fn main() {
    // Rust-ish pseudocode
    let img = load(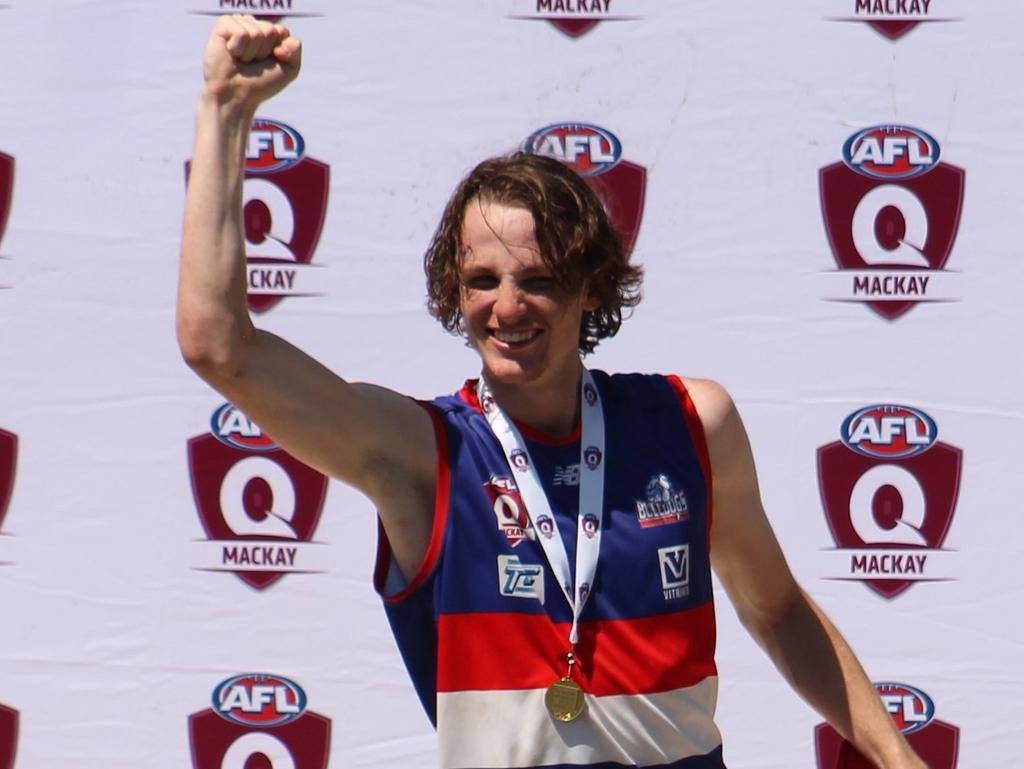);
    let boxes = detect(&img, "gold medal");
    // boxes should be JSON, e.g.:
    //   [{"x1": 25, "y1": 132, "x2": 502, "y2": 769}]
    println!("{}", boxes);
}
[{"x1": 545, "y1": 677, "x2": 586, "y2": 722}]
